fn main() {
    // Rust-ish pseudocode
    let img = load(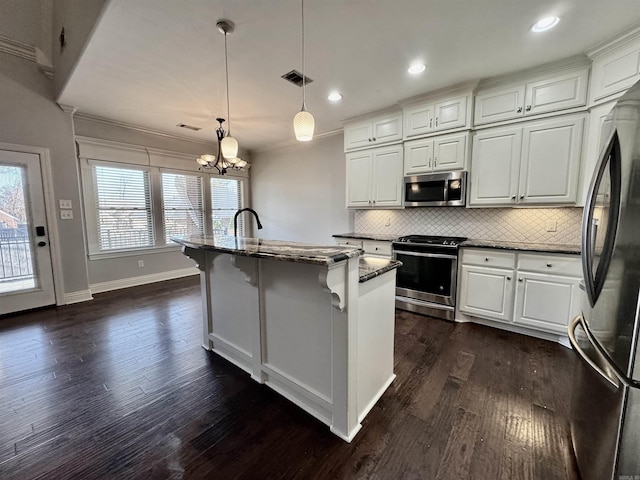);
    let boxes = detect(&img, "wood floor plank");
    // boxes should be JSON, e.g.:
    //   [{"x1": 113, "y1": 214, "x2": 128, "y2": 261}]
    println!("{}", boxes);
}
[{"x1": 0, "y1": 277, "x2": 580, "y2": 479}]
